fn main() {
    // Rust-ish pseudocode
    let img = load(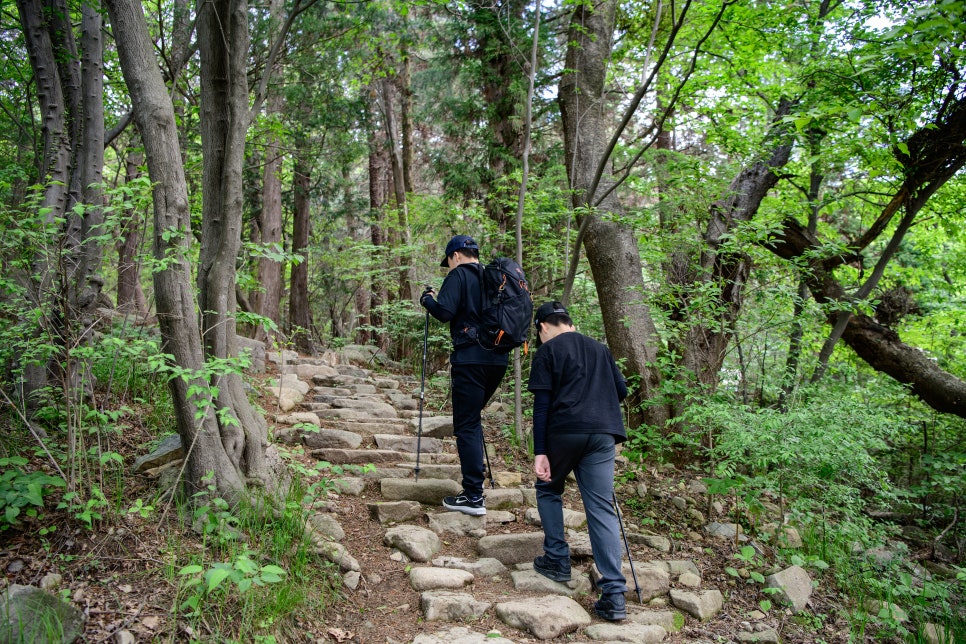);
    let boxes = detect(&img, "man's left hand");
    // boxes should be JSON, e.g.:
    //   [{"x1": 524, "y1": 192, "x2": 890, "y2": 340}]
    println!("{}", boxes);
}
[{"x1": 534, "y1": 455, "x2": 551, "y2": 482}]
